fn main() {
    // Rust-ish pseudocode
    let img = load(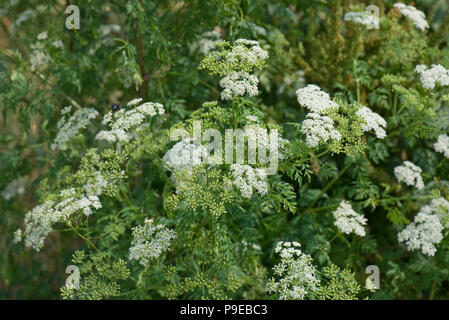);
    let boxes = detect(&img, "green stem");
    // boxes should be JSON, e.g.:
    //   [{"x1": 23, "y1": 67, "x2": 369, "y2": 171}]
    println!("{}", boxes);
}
[
  {"x1": 70, "y1": 225, "x2": 101, "y2": 253},
  {"x1": 306, "y1": 161, "x2": 353, "y2": 211}
]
